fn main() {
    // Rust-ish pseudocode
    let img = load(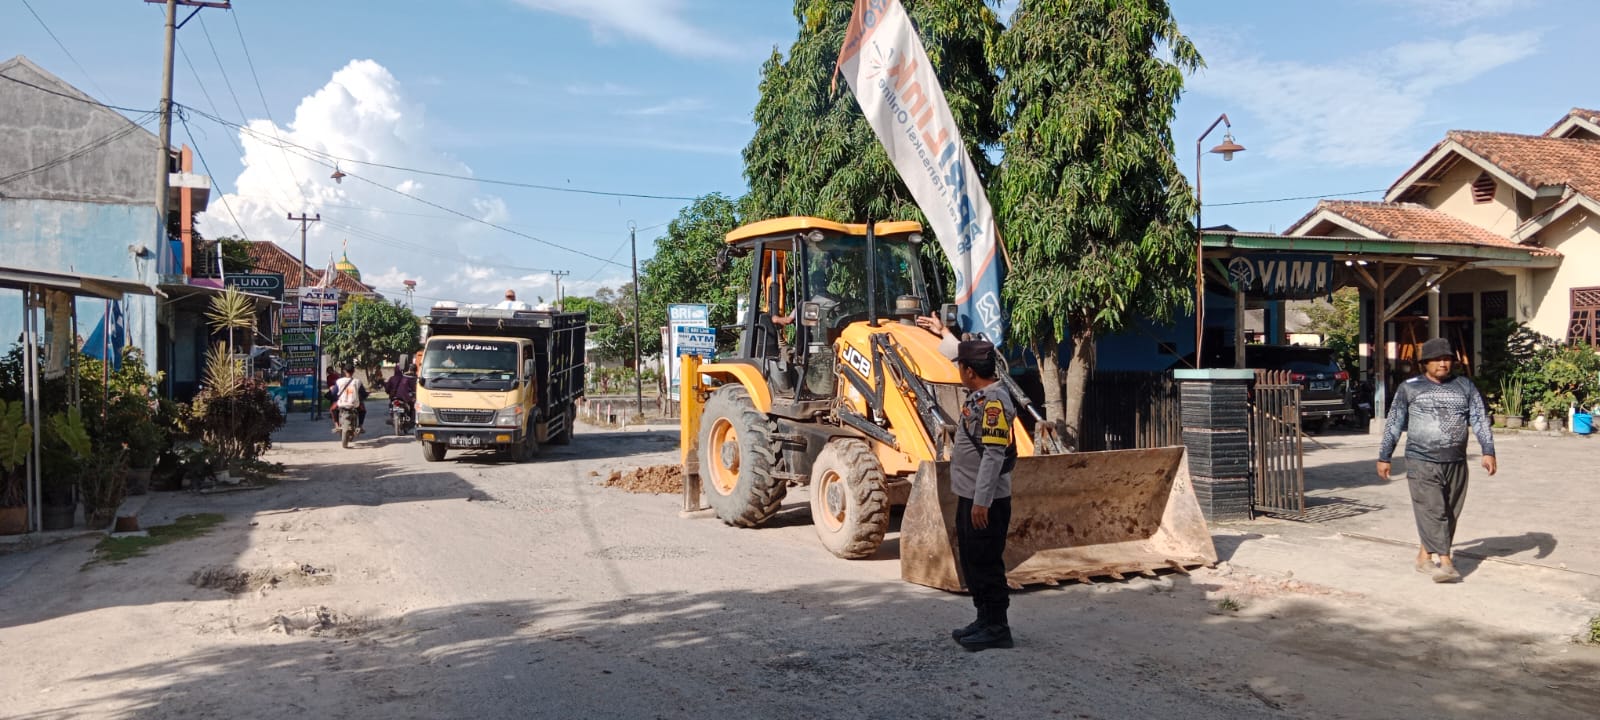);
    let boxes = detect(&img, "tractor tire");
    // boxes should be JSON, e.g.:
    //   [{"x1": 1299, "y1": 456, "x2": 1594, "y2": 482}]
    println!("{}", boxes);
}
[
  {"x1": 550, "y1": 402, "x2": 575, "y2": 446},
  {"x1": 698, "y1": 385, "x2": 785, "y2": 527},
  {"x1": 808, "y1": 439, "x2": 890, "y2": 559},
  {"x1": 422, "y1": 442, "x2": 447, "y2": 463}
]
